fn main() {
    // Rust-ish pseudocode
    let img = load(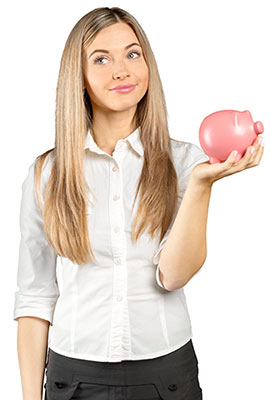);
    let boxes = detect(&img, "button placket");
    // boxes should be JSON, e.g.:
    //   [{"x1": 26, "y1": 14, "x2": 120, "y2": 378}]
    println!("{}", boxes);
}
[
  {"x1": 110, "y1": 155, "x2": 125, "y2": 292},
  {"x1": 108, "y1": 149, "x2": 130, "y2": 358}
]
